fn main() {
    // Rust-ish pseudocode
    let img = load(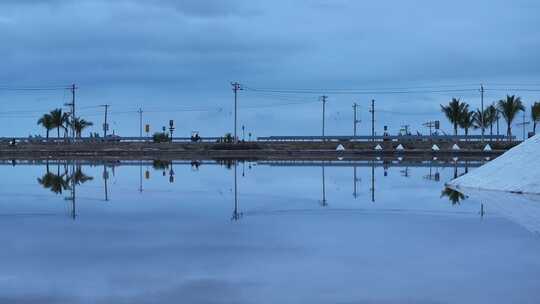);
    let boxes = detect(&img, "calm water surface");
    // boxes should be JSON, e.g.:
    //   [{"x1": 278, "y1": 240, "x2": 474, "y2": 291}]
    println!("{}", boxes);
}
[{"x1": 1, "y1": 160, "x2": 539, "y2": 303}]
